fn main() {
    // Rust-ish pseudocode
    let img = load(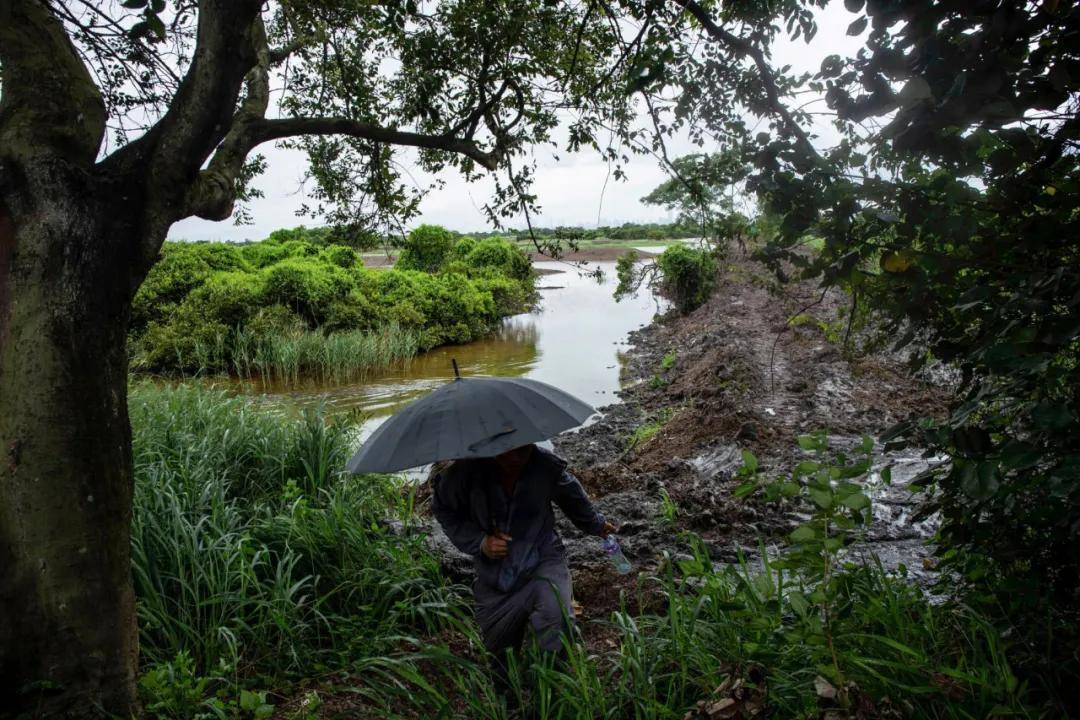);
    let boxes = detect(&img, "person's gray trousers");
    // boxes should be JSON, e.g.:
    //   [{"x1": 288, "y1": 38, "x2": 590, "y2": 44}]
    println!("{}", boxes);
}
[{"x1": 473, "y1": 555, "x2": 575, "y2": 654}]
